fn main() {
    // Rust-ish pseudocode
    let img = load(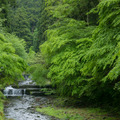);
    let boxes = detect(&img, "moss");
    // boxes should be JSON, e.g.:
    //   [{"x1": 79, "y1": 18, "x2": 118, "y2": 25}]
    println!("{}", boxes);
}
[
  {"x1": 36, "y1": 96, "x2": 120, "y2": 120},
  {"x1": 36, "y1": 106, "x2": 120, "y2": 120},
  {"x1": 0, "y1": 100, "x2": 4, "y2": 120},
  {"x1": 36, "y1": 107, "x2": 83, "y2": 120}
]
